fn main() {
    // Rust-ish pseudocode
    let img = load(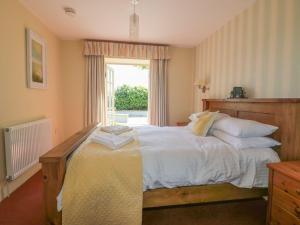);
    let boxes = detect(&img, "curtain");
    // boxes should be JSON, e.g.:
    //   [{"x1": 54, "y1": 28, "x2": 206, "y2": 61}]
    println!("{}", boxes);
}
[
  {"x1": 84, "y1": 41, "x2": 170, "y2": 60},
  {"x1": 83, "y1": 40, "x2": 170, "y2": 127},
  {"x1": 85, "y1": 55, "x2": 107, "y2": 126},
  {"x1": 149, "y1": 59, "x2": 168, "y2": 126}
]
